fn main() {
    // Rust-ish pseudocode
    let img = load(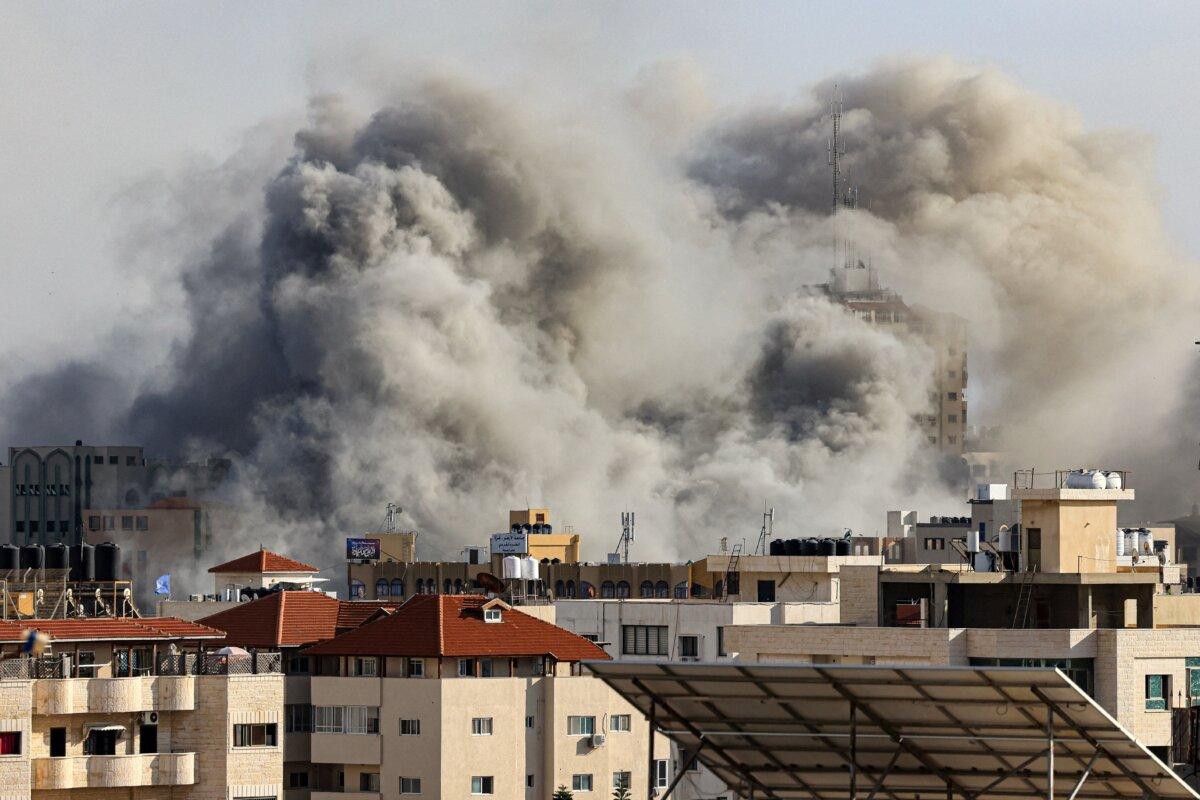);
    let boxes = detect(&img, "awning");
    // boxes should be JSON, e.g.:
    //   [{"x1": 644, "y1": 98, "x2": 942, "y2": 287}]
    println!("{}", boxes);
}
[
  {"x1": 82, "y1": 725, "x2": 124, "y2": 733},
  {"x1": 584, "y1": 661, "x2": 1198, "y2": 800}
]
